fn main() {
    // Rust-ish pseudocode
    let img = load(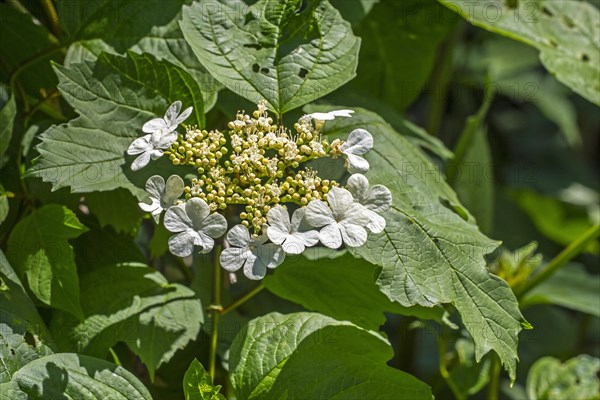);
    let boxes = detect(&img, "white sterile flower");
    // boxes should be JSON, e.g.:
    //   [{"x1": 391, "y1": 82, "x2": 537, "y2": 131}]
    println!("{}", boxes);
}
[
  {"x1": 138, "y1": 175, "x2": 185, "y2": 221},
  {"x1": 266, "y1": 206, "x2": 319, "y2": 254},
  {"x1": 164, "y1": 198, "x2": 227, "y2": 257},
  {"x1": 305, "y1": 186, "x2": 371, "y2": 249},
  {"x1": 340, "y1": 129, "x2": 373, "y2": 174},
  {"x1": 220, "y1": 225, "x2": 285, "y2": 280},
  {"x1": 127, "y1": 101, "x2": 193, "y2": 171},
  {"x1": 307, "y1": 109, "x2": 354, "y2": 122},
  {"x1": 142, "y1": 100, "x2": 193, "y2": 135},
  {"x1": 346, "y1": 174, "x2": 392, "y2": 234},
  {"x1": 127, "y1": 130, "x2": 176, "y2": 171}
]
